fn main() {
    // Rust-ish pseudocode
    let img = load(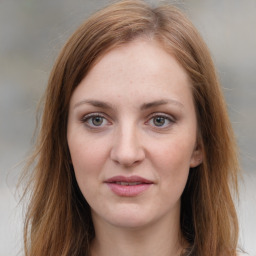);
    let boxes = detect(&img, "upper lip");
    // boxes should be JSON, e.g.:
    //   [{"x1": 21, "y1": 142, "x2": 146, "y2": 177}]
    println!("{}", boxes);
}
[{"x1": 105, "y1": 175, "x2": 153, "y2": 184}]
